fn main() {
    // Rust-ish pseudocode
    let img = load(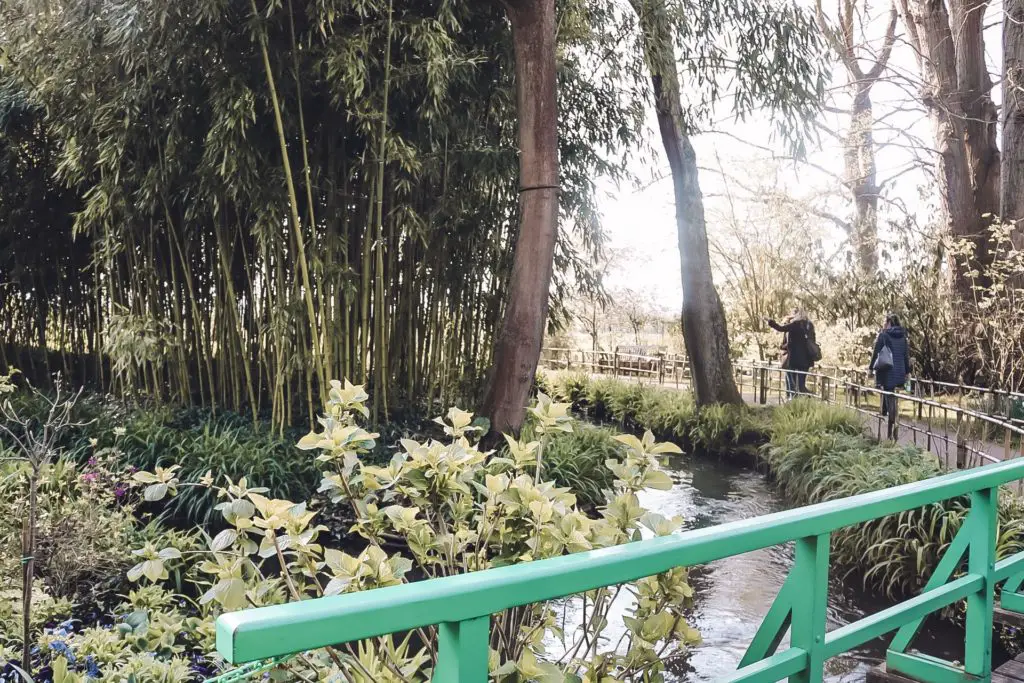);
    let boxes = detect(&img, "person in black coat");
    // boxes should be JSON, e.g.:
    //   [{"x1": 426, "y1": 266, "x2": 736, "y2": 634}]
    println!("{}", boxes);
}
[
  {"x1": 869, "y1": 313, "x2": 911, "y2": 422},
  {"x1": 766, "y1": 309, "x2": 815, "y2": 398}
]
